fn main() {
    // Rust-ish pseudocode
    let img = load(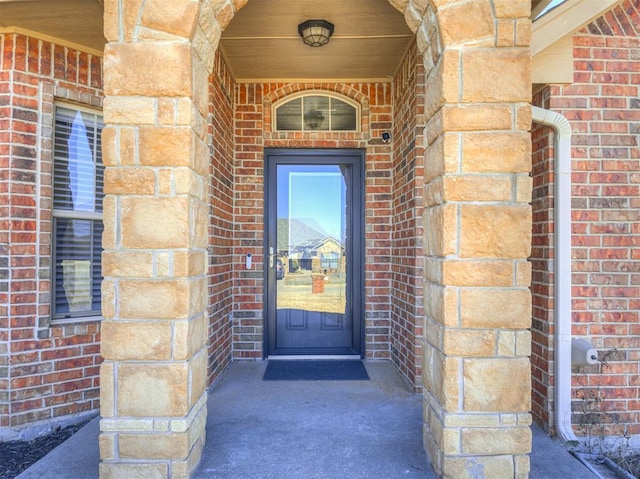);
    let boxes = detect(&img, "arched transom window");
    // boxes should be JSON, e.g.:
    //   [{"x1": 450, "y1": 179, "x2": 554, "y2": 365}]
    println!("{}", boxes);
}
[{"x1": 274, "y1": 92, "x2": 359, "y2": 132}]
